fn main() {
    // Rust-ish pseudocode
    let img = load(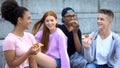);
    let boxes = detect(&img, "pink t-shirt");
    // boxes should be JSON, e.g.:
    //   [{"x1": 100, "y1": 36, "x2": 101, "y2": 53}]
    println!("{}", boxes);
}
[{"x1": 3, "y1": 32, "x2": 37, "y2": 68}]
